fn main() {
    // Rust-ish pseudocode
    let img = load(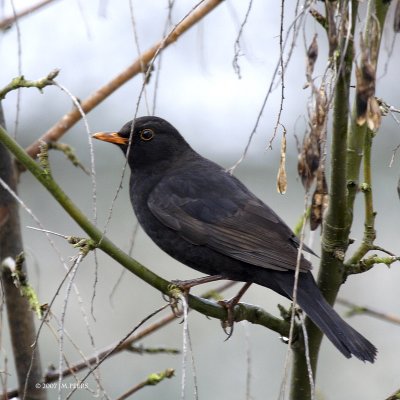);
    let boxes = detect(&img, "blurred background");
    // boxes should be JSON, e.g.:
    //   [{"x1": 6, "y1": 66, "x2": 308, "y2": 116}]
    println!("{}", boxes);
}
[{"x1": 1, "y1": 1, "x2": 400, "y2": 399}]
